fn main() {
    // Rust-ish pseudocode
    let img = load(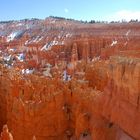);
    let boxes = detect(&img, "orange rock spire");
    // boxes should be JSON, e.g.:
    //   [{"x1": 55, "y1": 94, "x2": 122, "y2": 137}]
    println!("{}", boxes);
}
[{"x1": 0, "y1": 125, "x2": 13, "y2": 140}]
